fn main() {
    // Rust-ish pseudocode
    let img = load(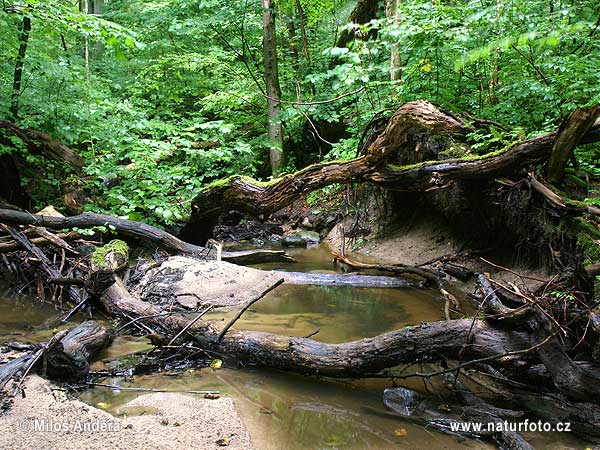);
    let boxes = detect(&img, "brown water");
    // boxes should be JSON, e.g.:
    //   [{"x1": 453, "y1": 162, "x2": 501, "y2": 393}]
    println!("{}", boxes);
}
[{"x1": 0, "y1": 248, "x2": 589, "y2": 449}]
